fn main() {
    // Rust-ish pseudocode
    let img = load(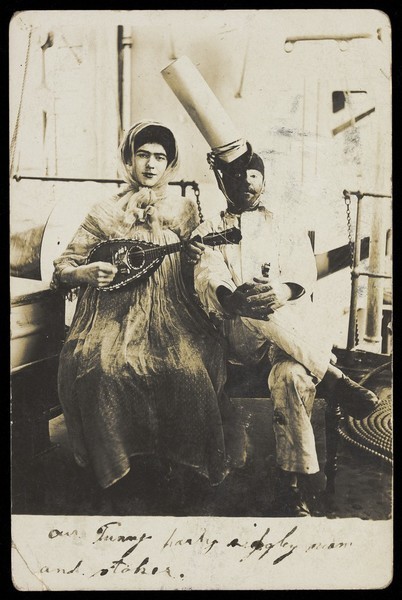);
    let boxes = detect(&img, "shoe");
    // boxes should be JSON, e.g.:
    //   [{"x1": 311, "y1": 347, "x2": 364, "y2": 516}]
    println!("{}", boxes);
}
[
  {"x1": 272, "y1": 486, "x2": 311, "y2": 518},
  {"x1": 285, "y1": 487, "x2": 311, "y2": 517},
  {"x1": 334, "y1": 374, "x2": 380, "y2": 420}
]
